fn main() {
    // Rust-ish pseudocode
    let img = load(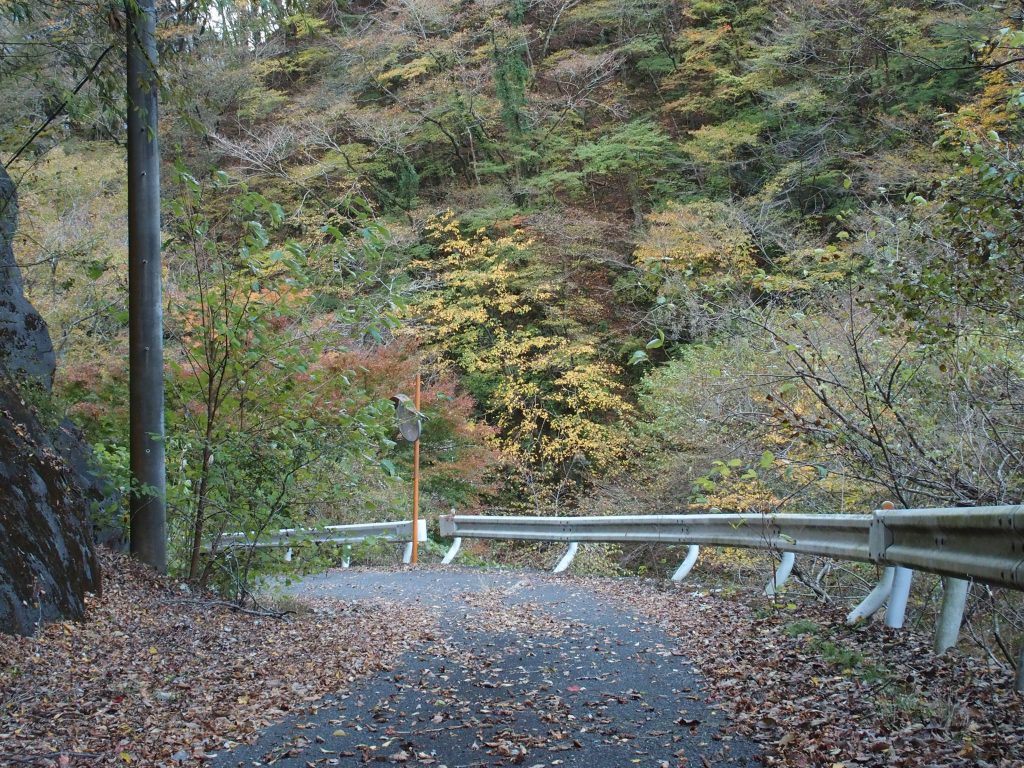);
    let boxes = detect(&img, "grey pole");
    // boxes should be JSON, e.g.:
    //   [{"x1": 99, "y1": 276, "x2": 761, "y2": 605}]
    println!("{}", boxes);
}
[{"x1": 127, "y1": 0, "x2": 167, "y2": 572}]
